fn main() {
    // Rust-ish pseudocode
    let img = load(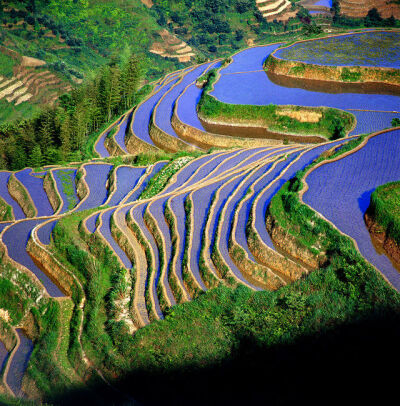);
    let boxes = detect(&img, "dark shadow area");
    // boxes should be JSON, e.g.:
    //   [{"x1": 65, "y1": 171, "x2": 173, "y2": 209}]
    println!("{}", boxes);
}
[
  {"x1": 47, "y1": 309, "x2": 400, "y2": 406},
  {"x1": 358, "y1": 188, "x2": 375, "y2": 213}
]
